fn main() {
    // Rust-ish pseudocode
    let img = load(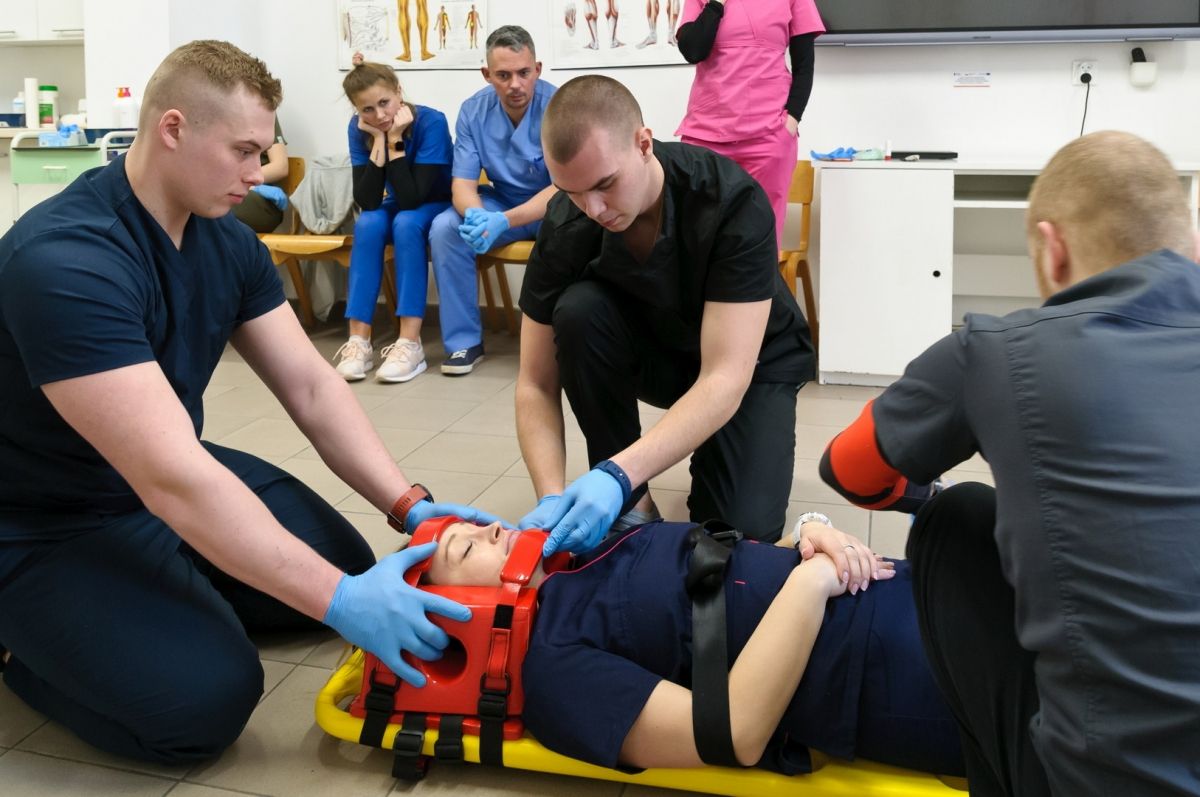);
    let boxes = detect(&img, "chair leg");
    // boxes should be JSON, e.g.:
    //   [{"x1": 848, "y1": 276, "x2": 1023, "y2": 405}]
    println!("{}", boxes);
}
[
  {"x1": 779, "y1": 254, "x2": 799, "y2": 300},
  {"x1": 796, "y1": 257, "x2": 819, "y2": 353},
  {"x1": 477, "y1": 260, "x2": 501, "y2": 333},
  {"x1": 493, "y1": 261, "x2": 518, "y2": 335},
  {"x1": 285, "y1": 256, "x2": 316, "y2": 327},
  {"x1": 380, "y1": 265, "x2": 400, "y2": 334}
]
